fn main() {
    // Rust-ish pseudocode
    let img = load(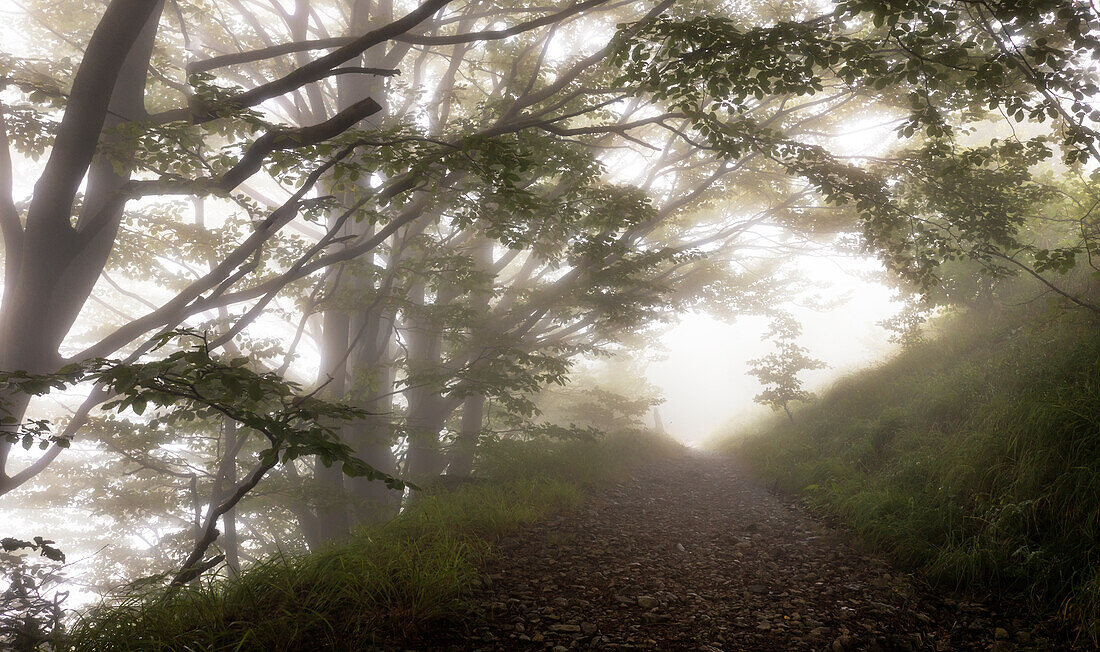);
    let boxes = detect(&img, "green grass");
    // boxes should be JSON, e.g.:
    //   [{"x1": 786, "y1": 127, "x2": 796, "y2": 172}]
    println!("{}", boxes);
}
[
  {"x1": 65, "y1": 430, "x2": 680, "y2": 651},
  {"x1": 725, "y1": 303, "x2": 1100, "y2": 640},
  {"x1": 475, "y1": 429, "x2": 683, "y2": 485}
]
